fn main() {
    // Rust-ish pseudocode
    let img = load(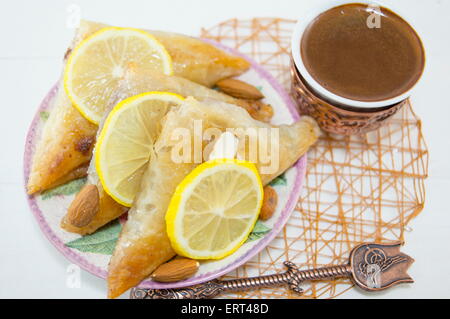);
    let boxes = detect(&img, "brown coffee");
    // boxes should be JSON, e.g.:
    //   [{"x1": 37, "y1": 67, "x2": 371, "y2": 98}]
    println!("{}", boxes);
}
[{"x1": 300, "y1": 3, "x2": 425, "y2": 102}]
